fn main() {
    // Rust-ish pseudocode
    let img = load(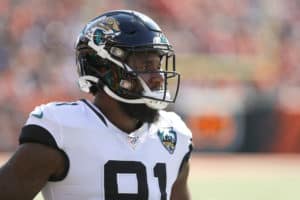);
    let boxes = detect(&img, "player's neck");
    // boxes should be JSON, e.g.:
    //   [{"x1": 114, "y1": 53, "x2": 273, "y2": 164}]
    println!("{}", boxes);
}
[{"x1": 93, "y1": 94, "x2": 140, "y2": 133}]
